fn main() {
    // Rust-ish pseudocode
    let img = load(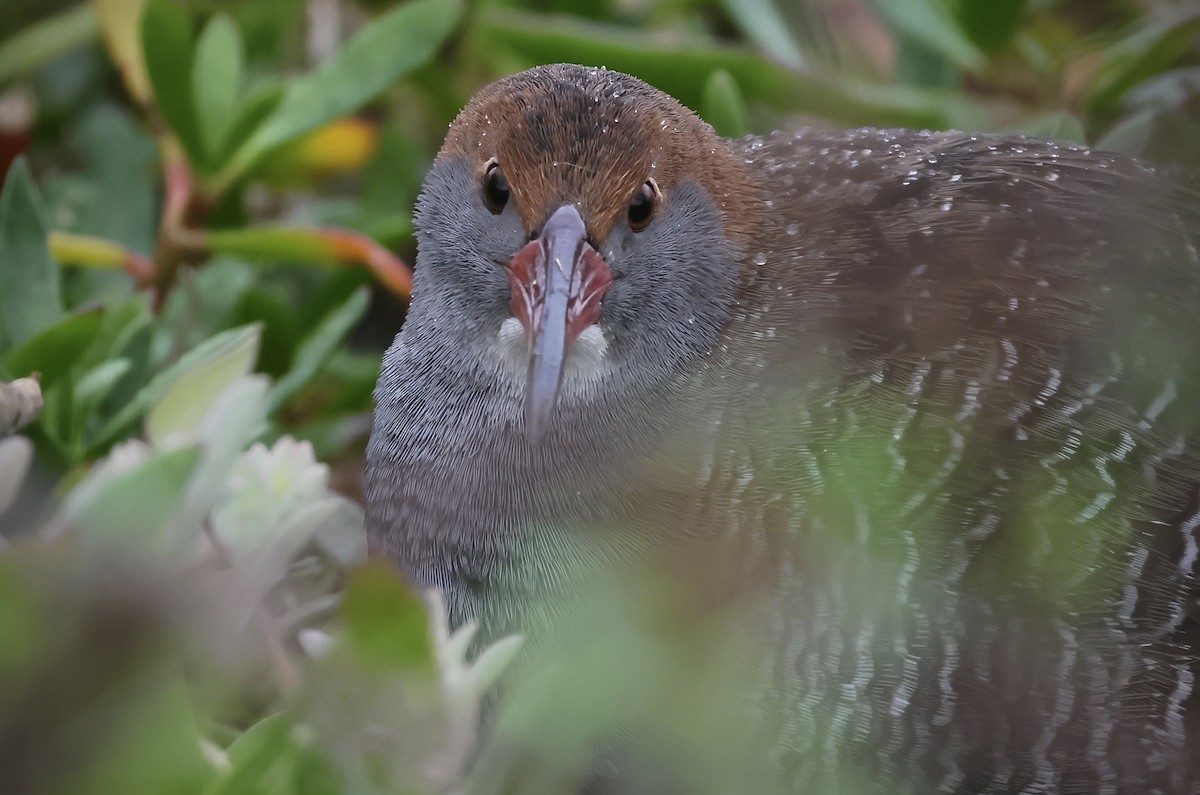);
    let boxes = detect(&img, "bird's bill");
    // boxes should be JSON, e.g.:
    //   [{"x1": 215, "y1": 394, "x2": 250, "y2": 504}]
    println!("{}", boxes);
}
[{"x1": 504, "y1": 204, "x2": 612, "y2": 441}]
